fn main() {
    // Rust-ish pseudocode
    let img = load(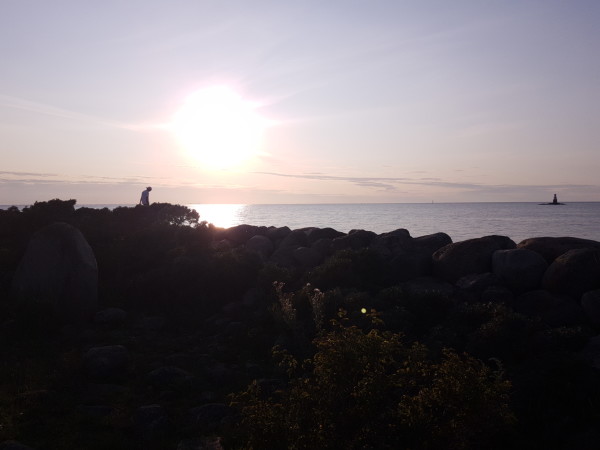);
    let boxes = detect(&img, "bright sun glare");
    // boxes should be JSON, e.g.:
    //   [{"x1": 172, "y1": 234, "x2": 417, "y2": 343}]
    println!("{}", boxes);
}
[{"x1": 171, "y1": 86, "x2": 268, "y2": 169}]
